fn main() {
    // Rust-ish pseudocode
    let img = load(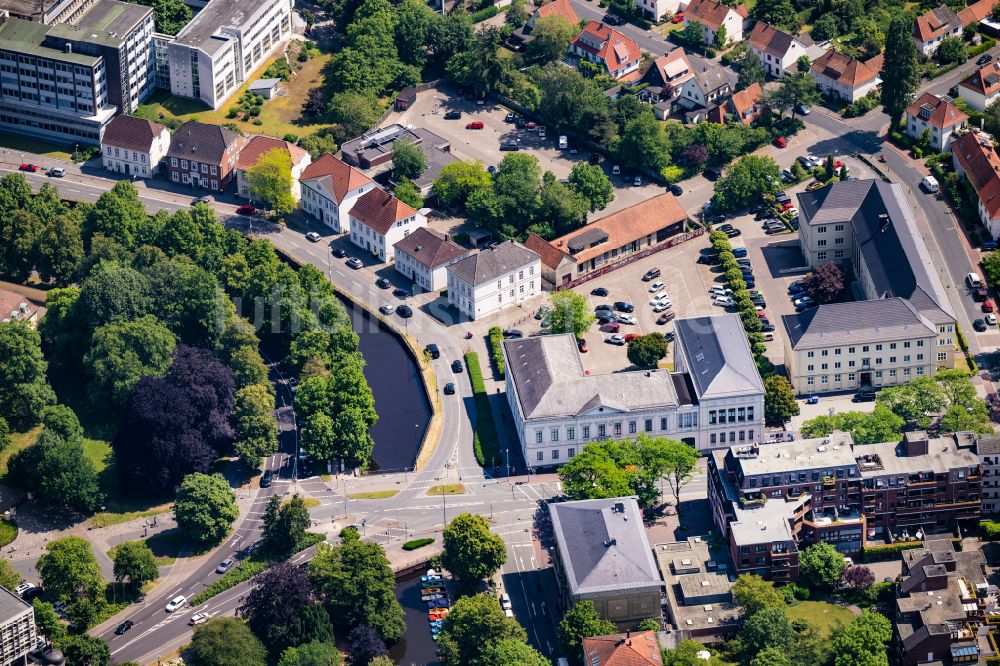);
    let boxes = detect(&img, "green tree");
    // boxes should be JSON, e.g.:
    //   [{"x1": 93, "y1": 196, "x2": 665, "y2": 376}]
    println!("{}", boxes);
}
[
  {"x1": 392, "y1": 138, "x2": 427, "y2": 180},
  {"x1": 662, "y1": 640, "x2": 726, "y2": 666},
  {"x1": 58, "y1": 634, "x2": 111, "y2": 666},
  {"x1": 432, "y1": 160, "x2": 492, "y2": 208},
  {"x1": 742, "y1": 607, "x2": 794, "y2": 657},
  {"x1": 800, "y1": 404, "x2": 905, "y2": 444},
  {"x1": 614, "y1": 111, "x2": 671, "y2": 174},
  {"x1": 112, "y1": 540, "x2": 159, "y2": 588},
  {"x1": 751, "y1": 646, "x2": 791, "y2": 666},
  {"x1": 328, "y1": 91, "x2": 383, "y2": 144},
  {"x1": 442, "y1": 513, "x2": 507, "y2": 590},
  {"x1": 682, "y1": 20, "x2": 704, "y2": 49},
  {"x1": 130, "y1": 0, "x2": 192, "y2": 35},
  {"x1": 491, "y1": 152, "x2": 542, "y2": 235},
  {"x1": 84, "y1": 315, "x2": 177, "y2": 408},
  {"x1": 627, "y1": 333, "x2": 669, "y2": 368},
  {"x1": 0, "y1": 321, "x2": 56, "y2": 428},
  {"x1": 941, "y1": 400, "x2": 993, "y2": 433},
  {"x1": 881, "y1": 13, "x2": 920, "y2": 130},
  {"x1": 936, "y1": 36, "x2": 966, "y2": 64},
  {"x1": 84, "y1": 180, "x2": 148, "y2": 249},
  {"x1": 262, "y1": 493, "x2": 311, "y2": 559},
  {"x1": 0, "y1": 558, "x2": 16, "y2": 592},
  {"x1": 539, "y1": 175, "x2": 587, "y2": 236},
  {"x1": 37, "y1": 536, "x2": 103, "y2": 601},
  {"x1": 732, "y1": 574, "x2": 784, "y2": 615},
  {"x1": 714, "y1": 23, "x2": 728, "y2": 48},
  {"x1": 651, "y1": 438, "x2": 700, "y2": 521},
  {"x1": 548, "y1": 290, "x2": 595, "y2": 337},
  {"x1": 189, "y1": 617, "x2": 268, "y2": 666},
  {"x1": 332, "y1": 405, "x2": 376, "y2": 470},
  {"x1": 446, "y1": 26, "x2": 511, "y2": 97},
  {"x1": 437, "y1": 593, "x2": 527, "y2": 666},
  {"x1": 0, "y1": 417, "x2": 8, "y2": 451},
  {"x1": 277, "y1": 641, "x2": 344, "y2": 666},
  {"x1": 35, "y1": 213, "x2": 84, "y2": 285},
  {"x1": 830, "y1": 610, "x2": 892, "y2": 666},
  {"x1": 767, "y1": 72, "x2": 820, "y2": 119},
  {"x1": 393, "y1": 177, "x2": 423, "y2": 208},
  {"x1": 505, "y1": 0, "x2": 527, "y2": 27},
  {"x1": 713, "y1": 155, "x2": 781, "y2": 211},
  {"x1": 810, "y1": 14, "x2": 842, "y2": 41},
  {"x1": 247, "y1": 148, "x2": 296, "y2": 216},
  {"x1": 750, "y1": 0, "x2": 798, "y2": 30},
  {"x1": 9, "y1": 429, "x2": 103, "y2": 512},
  {"x1": 308, "y1": 539, "x2": 406, "y2": 642},
  {"x1": 764, "y1": 375, "x2": 800, "y2": 424},
  {"x1": 0, "y1": 209, "x2": 41, "y2": 282},
  {"x1": 38, "y1": 287, "x2": 87, "y2": 369},
  {"x1": 234, "y1": 383, "x2": 279, "y2": 468},
  {"x1": 737, "y1": 54, "x2": 766, "y2": 92},
  {"x1": 79, "y1": 261, "x2": 150, "y2": 328},
  {"x1": 876, "y1": 375, "x2": 946, "y2": 423},
  {"x1": 173, "y1": 473, "x2": 239, "y2": 547},
  {"x1": 799, "y1": 542, "x2": 847, "y2": 589},
  {"x1": 568, "y1": 162, "x2": 614, "y2": 212},
  {"x1": 480, "y1": 637, "x2": 549, "y2": 666},
  {"x1": 528, "y1": 14, "x2": 577, "y2": 63},
  {"x1": 558, "y1": 601, "x2": 616, "y2": 665},
  {"x1": 33, "y1": 600, "x2": 66, "y2": 642}
]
